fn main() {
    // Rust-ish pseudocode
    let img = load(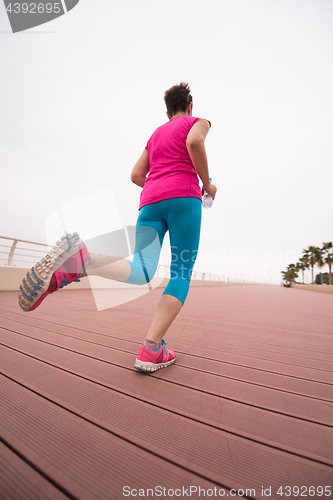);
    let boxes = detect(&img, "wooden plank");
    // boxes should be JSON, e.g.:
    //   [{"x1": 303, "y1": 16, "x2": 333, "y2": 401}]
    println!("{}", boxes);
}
[
  {"x1": 1, "y1": 314, "x2": 332, "y2": 402},
  {"x1": 0, "y1": 442, "x2": 70, "y2": 500},
  {"x1": 1, "y1": 346, "x2": 333, "y2": 467},
  {"x1": 1, "y1": 285, "x2": 333, "y2": 500},
  {"x1": 1, "y1": 327, "x2": 333, "y2": 426},
  {"x1": 0, "y1": 376, "x2": 228, "y2": 500},
  {"x1": 1, "y1": 307, "x2": 333, "y2": 368},
  {"x1": 1, "y1": 342, "x2": 333, "y2": 467},
  {"x1": 2, "y1": 364, "x2": 333, "y2": 500}
]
